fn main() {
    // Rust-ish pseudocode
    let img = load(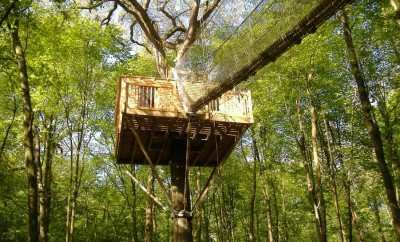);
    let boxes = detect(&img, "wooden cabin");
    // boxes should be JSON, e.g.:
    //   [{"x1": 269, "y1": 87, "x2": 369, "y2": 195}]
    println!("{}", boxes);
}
[{"x1": 115, "y1": 76, "x2": 253, "y2": 167}]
